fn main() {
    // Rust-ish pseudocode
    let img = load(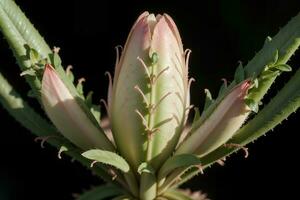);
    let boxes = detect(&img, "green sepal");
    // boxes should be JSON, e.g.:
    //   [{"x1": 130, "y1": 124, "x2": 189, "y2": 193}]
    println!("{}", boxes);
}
[
  {"x1": 269, "y1": 49, "x2": 279, "y2": 66},
  {"x1": 65, "y1": 66, "x2": 75, "y2": 83},
  {"x1": 203, "y1": 89, "x2": 213, "y2": 111},
  {"x1": 158, "y1": 154, "x2": 202, "y2": 181},
  {"x1": 20, "y1": 68, "x2": 36, "y2": 76},
  {"x1": 244, "y1": 98, "x2": 258, "y2": 113},
  {"x1": 273, "y1": 64, "x2": 292, "y2": 72},
  {"x1": 217, "y1": 82, "x2": 227, "y2": 97},
  {"x1": 137, "y1": 162, "x2": 155, "y2": 175},
  {"x1": 234, "y1": 62, "x2": 245, "y2": 84},
  {"x1": 76, "y1": 79, "x2": 85, "y2": 98},
  {"x1": 49, "y1": 51, "x2": 62, "y2": 69}
]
